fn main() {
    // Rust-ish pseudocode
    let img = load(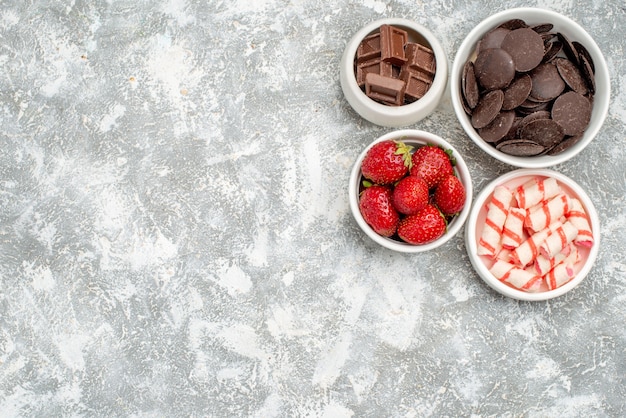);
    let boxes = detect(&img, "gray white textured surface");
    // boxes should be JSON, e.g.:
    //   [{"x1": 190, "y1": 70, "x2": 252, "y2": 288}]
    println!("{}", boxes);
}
[{"x1": 1, "y1": 0, "x2": 625, "y2": 416}]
